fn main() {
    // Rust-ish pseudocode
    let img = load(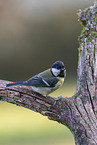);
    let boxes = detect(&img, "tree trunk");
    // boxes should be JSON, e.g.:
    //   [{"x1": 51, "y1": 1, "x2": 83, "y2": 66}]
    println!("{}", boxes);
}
[{"x1": 0, "y1": 1, "x2": 96, "y2": 145}]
